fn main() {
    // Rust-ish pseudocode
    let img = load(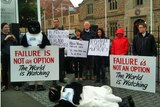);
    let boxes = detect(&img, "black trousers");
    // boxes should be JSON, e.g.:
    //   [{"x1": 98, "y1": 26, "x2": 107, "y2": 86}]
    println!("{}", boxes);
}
[
  {"x1": 95, "y1": 57, "x2": 106, "y2": 81},
  {"x1": 59, "y1": 49, "x2": 65, "y2": 81},
  {"x1": 74, "y1": 58, "x2": 83, "y2": 78},
  {"x1": 1, "y1": 54, "x2": 10, "y2": 87}
]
